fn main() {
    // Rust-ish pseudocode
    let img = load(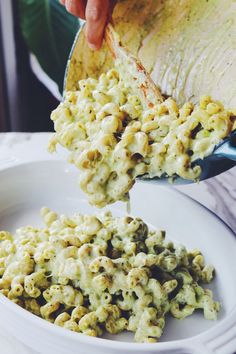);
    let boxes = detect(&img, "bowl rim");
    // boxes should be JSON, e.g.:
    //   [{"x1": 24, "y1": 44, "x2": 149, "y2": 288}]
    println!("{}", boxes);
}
[{"x1": 1, "y1": 293, "x2": 236, "y2": 351}]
